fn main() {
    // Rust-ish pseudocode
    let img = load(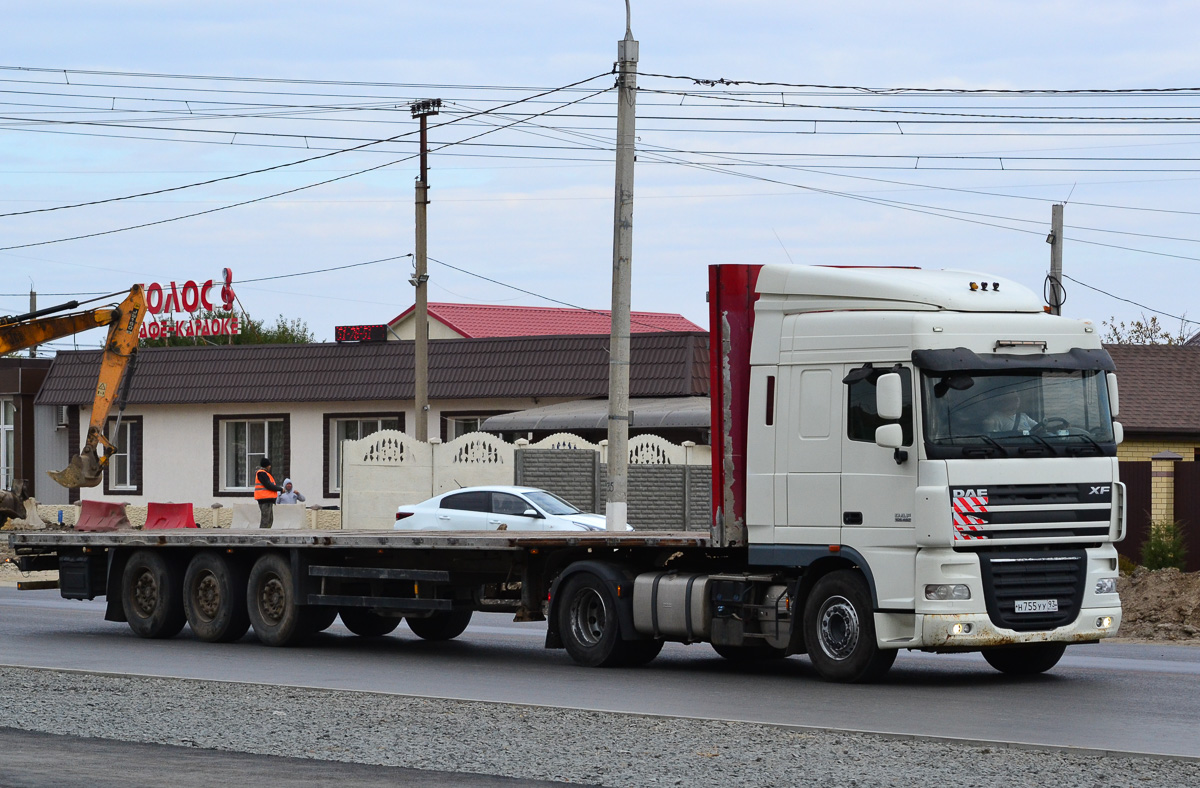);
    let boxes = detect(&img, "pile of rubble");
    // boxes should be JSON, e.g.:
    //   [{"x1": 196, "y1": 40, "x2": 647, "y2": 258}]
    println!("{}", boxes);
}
[{"x1": 1117, "y1": 566, "x2": 1200, "y2": 641}]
